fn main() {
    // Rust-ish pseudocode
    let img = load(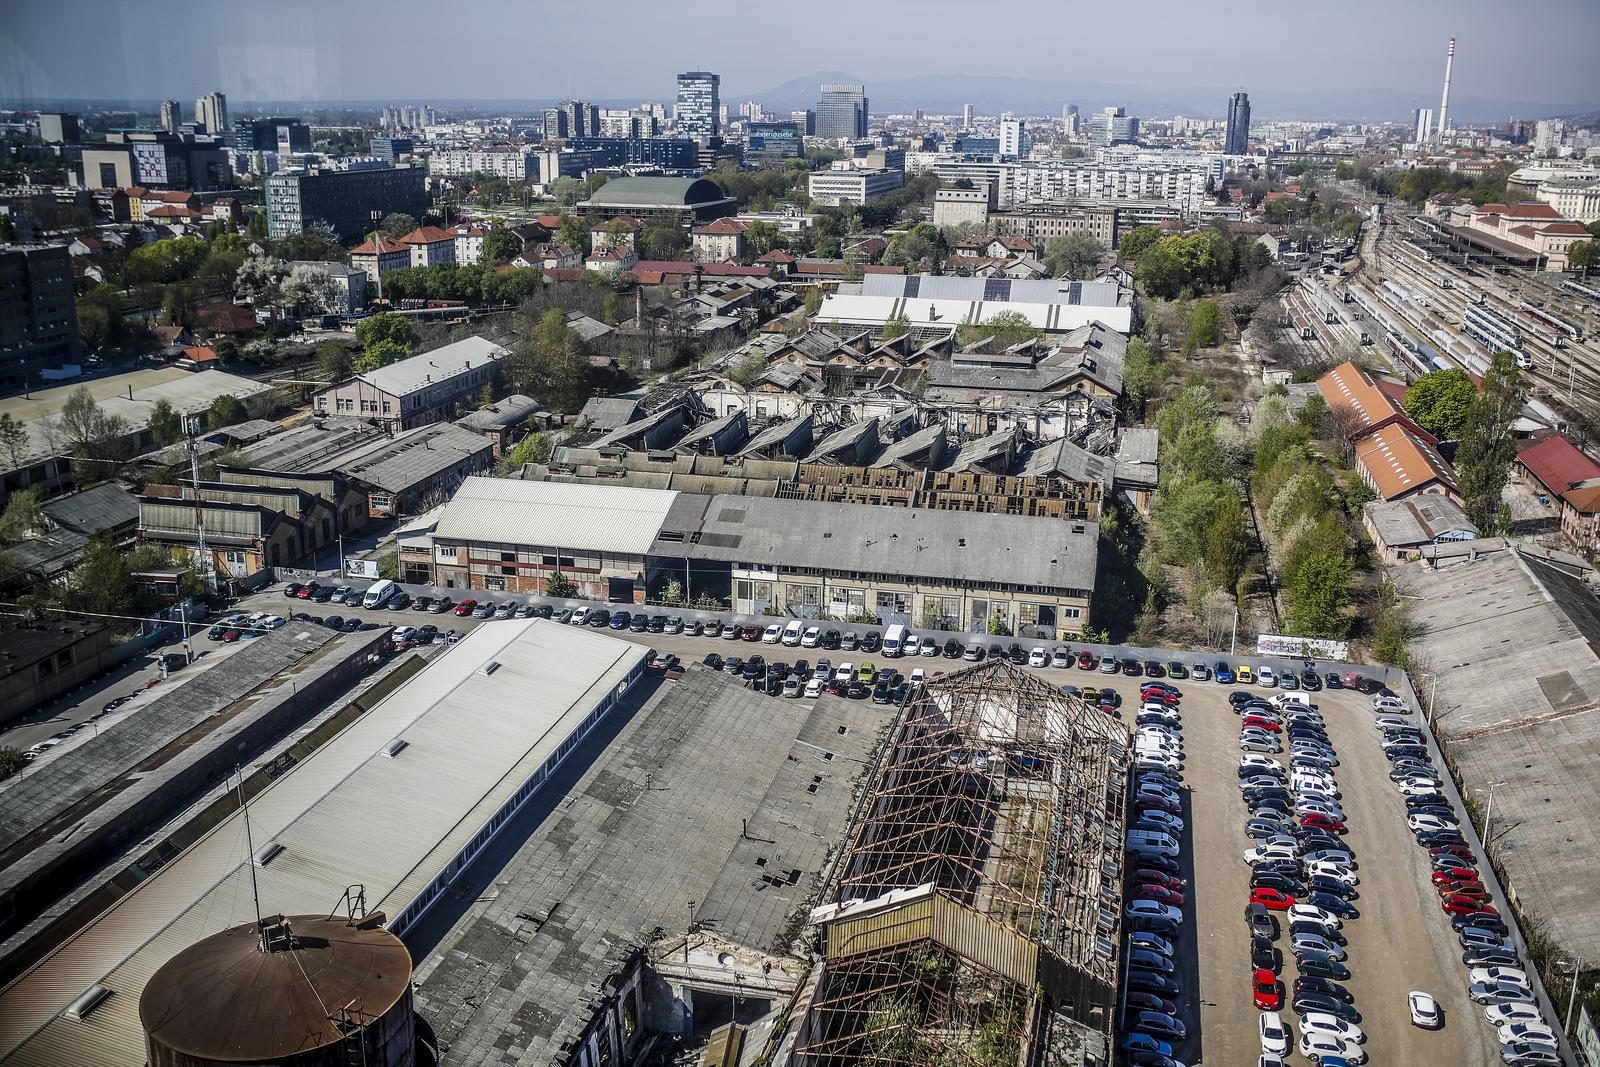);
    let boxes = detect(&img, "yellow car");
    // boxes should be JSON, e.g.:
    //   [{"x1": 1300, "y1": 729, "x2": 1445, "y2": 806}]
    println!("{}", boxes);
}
[{"x1": 1236, "y1": 664, "x2": 1255, "y2": 684}]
